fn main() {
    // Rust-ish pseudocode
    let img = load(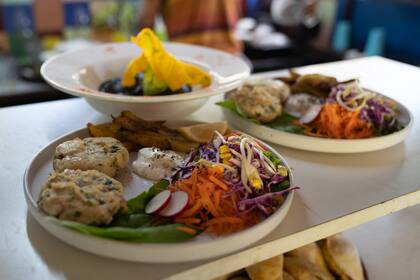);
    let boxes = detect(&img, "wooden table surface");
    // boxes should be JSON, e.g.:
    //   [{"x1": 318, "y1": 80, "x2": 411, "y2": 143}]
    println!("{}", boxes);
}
[{"x1": 1, "y1": 57, "x2": 419, "y2": 280}]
